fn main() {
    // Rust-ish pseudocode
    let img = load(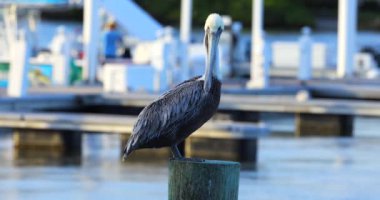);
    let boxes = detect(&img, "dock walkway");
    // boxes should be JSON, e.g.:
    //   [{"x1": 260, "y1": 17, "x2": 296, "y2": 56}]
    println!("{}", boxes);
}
[
  {"x1": 88, "y1": 93, "x2": 380, "y2": 117},
  {"x1": 0, "y1": 112, "x2": 267, "y2": 139}
]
